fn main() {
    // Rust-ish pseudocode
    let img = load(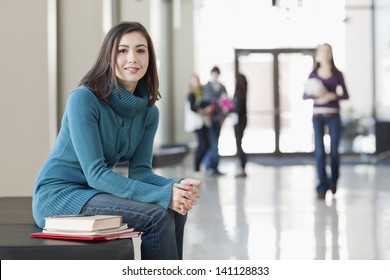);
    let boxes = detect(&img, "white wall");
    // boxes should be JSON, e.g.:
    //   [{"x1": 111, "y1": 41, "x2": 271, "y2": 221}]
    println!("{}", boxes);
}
[
  {"x1": 172, "y1": 0, "x2": 196, "y2": 143},
  {"x1": 119, "y1": 0, "x2": 150, "y2": 28},
  {"x1": 0, "y1": 0, "x2": 49, "y2": 197},
  {"x1": 344, "y1": 0, "x2": 374, "y2": 117},
  {"x1": 57, "y1": 0, "x2": 104, "y2": 118},
  {"x1": 0, "y1": 0, "x2": 105, "y2": 197}
]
